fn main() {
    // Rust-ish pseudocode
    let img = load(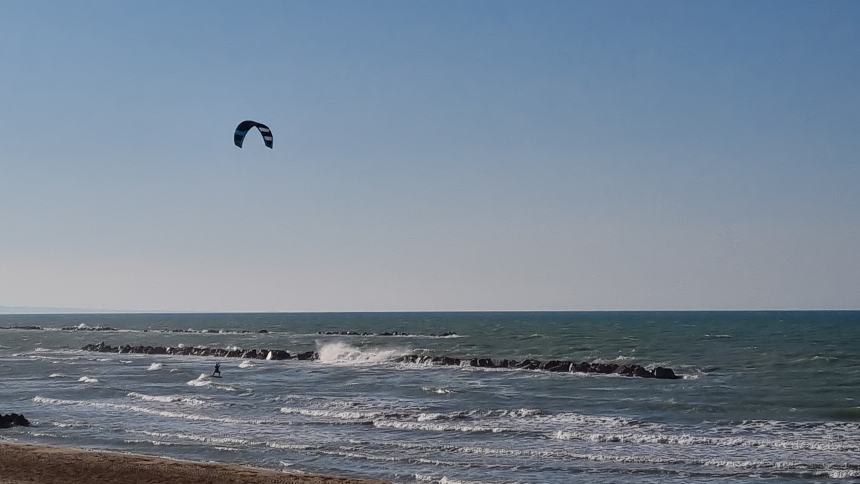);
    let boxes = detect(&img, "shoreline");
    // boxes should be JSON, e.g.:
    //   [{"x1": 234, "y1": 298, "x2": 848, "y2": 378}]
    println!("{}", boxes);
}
[{"x1": 0, "y1": 441, "x2": 384, "y2": 484}]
